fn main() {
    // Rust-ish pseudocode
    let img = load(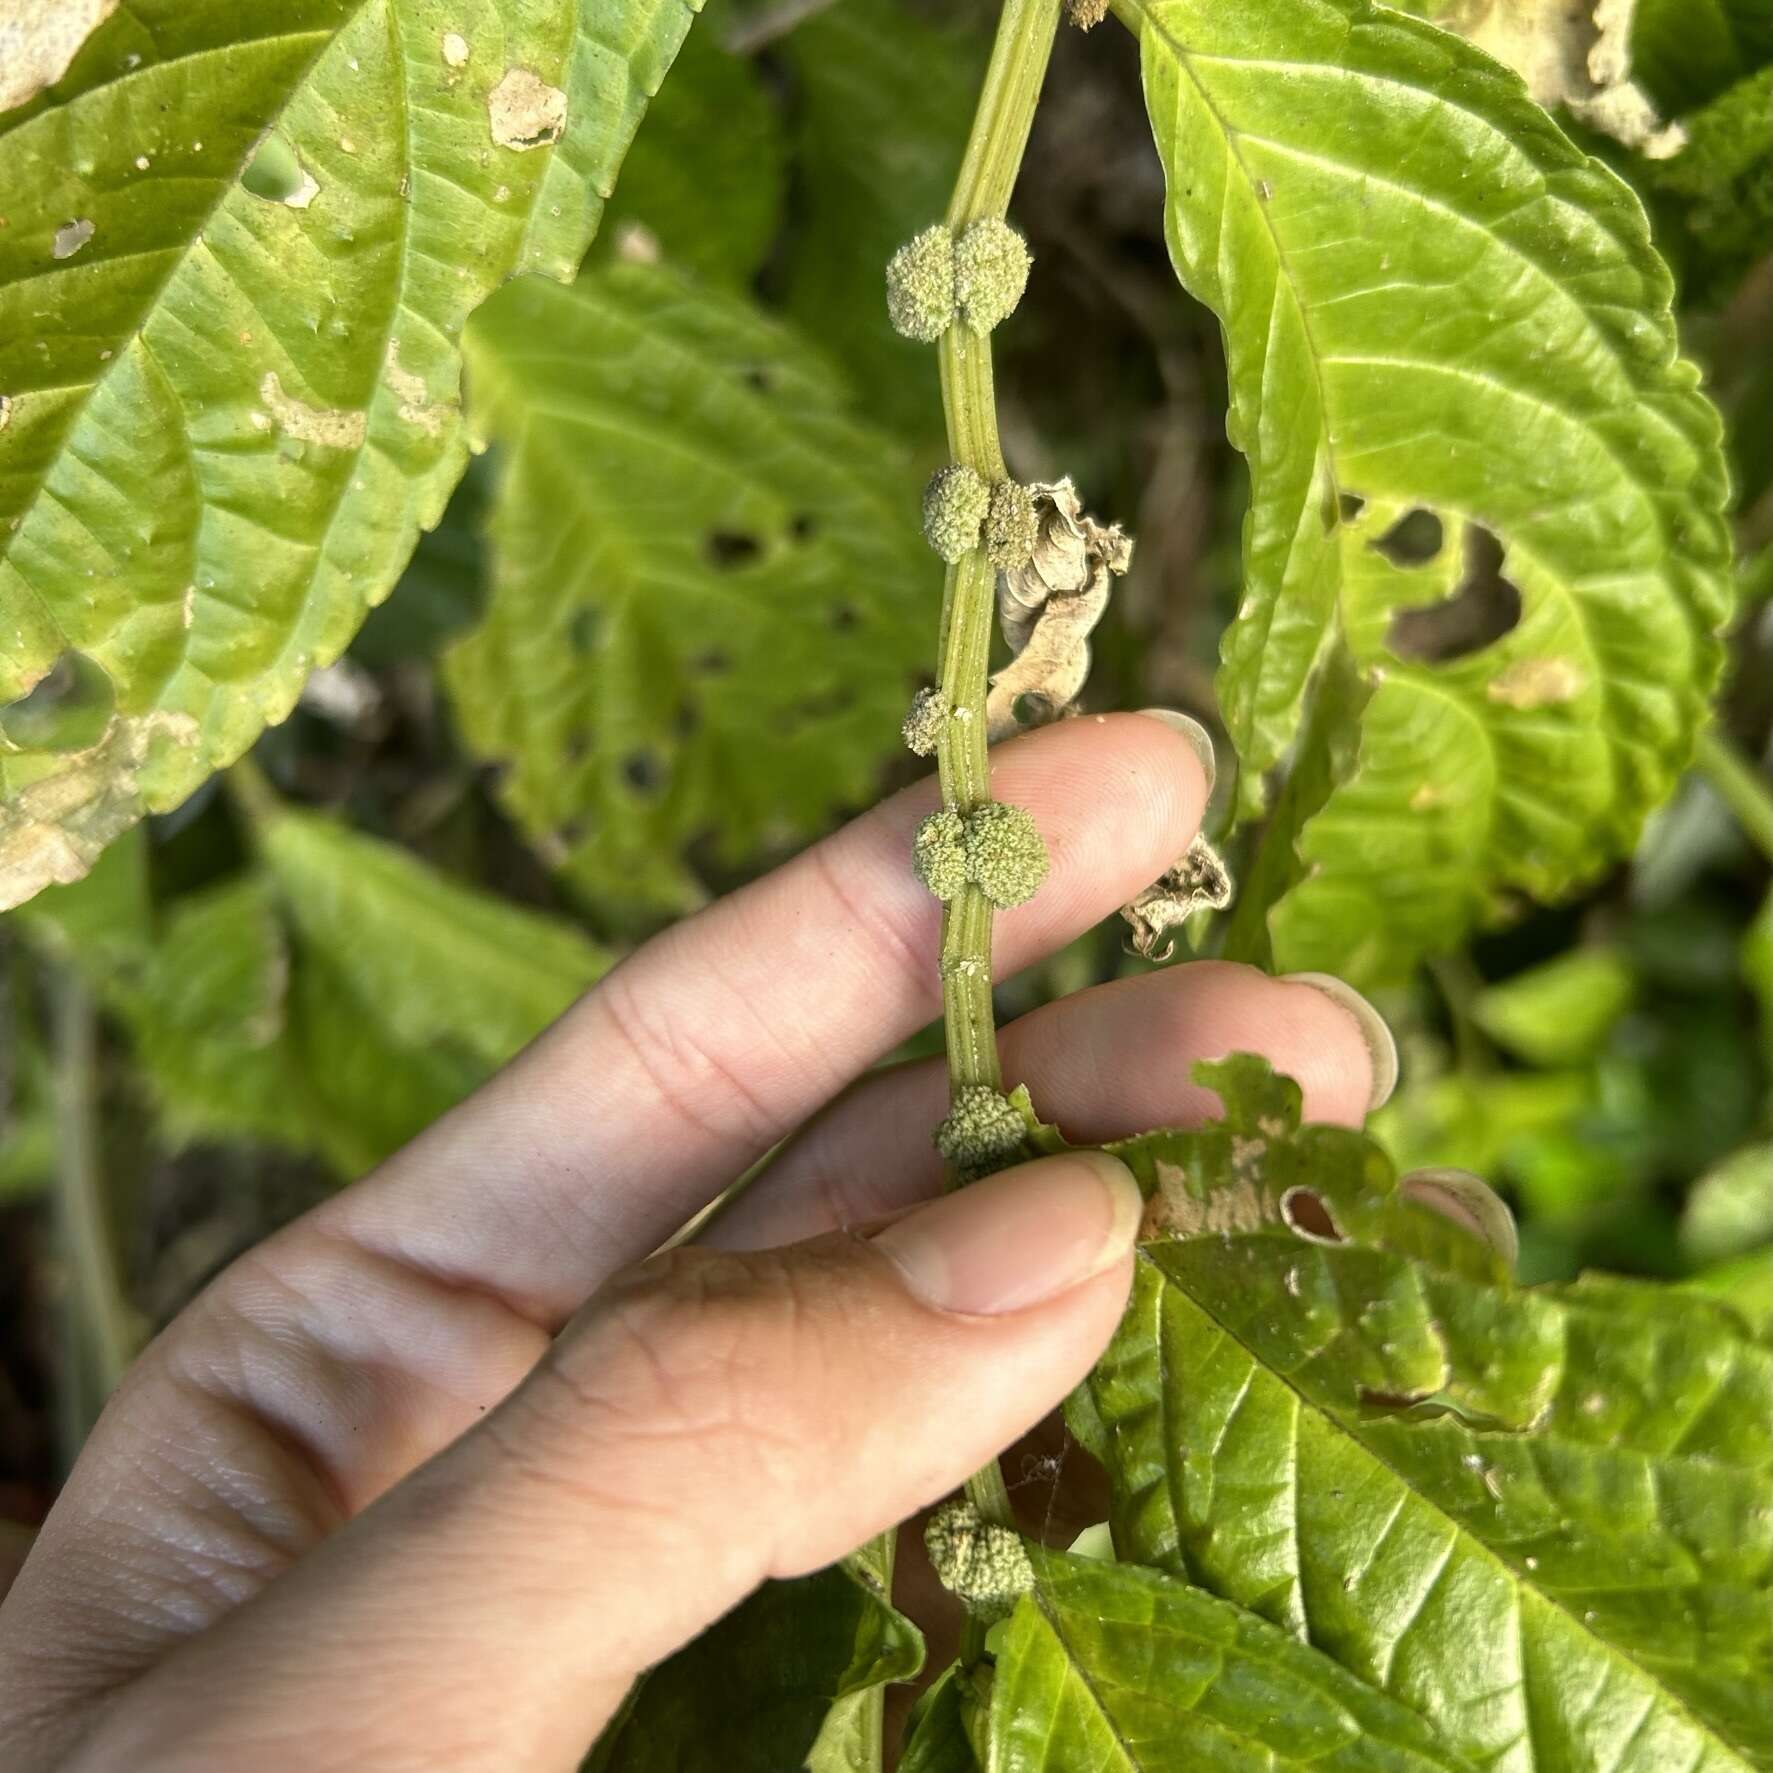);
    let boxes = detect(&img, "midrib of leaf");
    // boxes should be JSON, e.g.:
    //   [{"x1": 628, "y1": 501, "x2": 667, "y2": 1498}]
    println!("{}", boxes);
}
[
  {"x1": 1032, "y1": 1602, "x2": 1149, "y2": 1771},
  {"x1": 1135, "y1": 1245, "x2": 1756, "y2": 1772}
]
